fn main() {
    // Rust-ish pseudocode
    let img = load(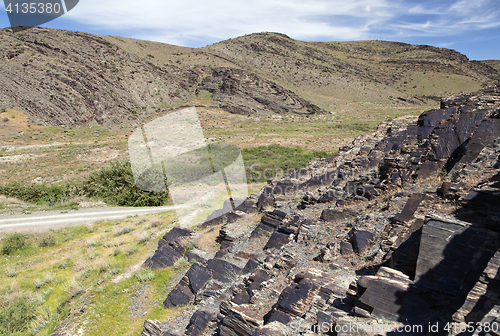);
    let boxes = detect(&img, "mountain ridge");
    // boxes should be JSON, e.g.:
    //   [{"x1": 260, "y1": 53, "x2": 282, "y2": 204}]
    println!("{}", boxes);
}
[{"x1": 0, "y1": 27, "x2": 497, "y2": 128}]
